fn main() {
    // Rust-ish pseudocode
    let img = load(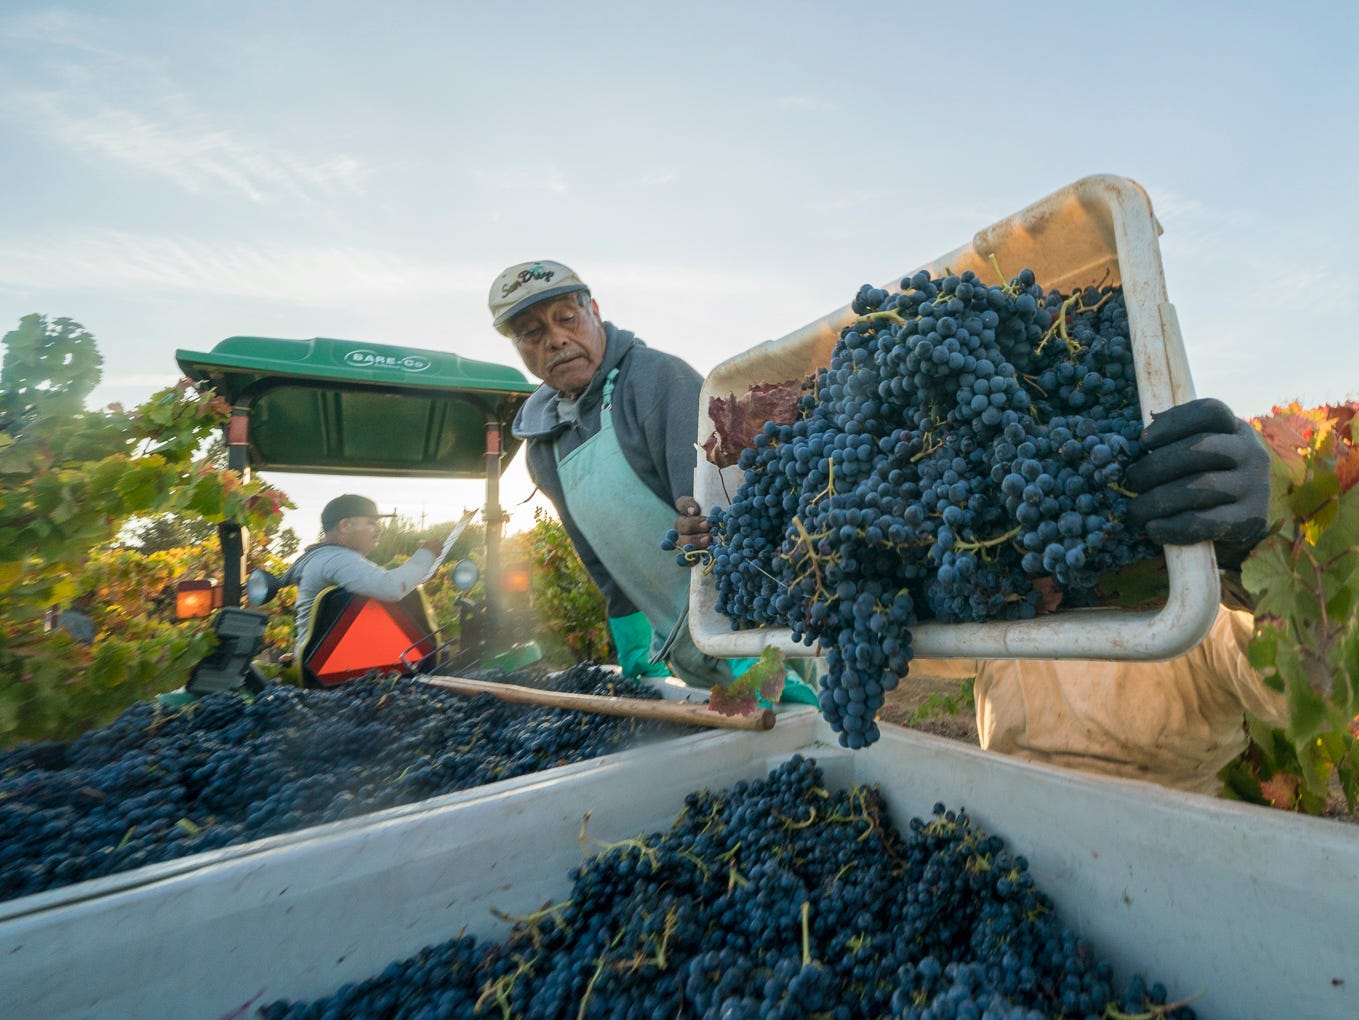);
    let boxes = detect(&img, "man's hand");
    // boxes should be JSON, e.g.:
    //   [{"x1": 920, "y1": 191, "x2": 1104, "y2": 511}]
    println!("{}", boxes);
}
[
  {"x1": 420, "y1": 537, "x2": 444, "y2": 556},
  {"x1": 1125, "y1": 397, "x2": 1270, "y2": 567},
  {"x1": 674, "y1": 495, "x2": 712, "y2": 551}
]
